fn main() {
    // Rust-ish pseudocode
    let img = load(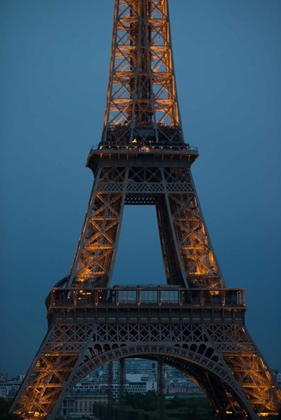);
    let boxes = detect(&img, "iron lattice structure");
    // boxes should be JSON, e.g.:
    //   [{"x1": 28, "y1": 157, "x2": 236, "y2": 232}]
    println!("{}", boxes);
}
[{"x1": 11, "y1": 1, "x2": 280, "y2": 419}]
